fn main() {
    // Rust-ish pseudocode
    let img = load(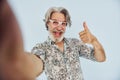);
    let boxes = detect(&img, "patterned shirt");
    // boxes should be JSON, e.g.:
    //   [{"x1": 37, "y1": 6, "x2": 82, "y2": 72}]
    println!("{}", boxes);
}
[{"x1": 31, "y1": 37, "x2": 96, "y2": 80}]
